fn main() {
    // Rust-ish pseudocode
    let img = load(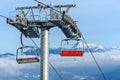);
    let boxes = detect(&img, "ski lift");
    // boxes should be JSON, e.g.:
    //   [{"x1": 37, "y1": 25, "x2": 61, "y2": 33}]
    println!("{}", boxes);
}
[
  {"x1": 60, "y1": 38, "x2": 84, "y2": 56},
  {"x1": 16, "y1": 46, "x2": 39, "y2": 64},
  {"x1": 16, "y1": 33, "x2": 40, "y2": 64}
]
